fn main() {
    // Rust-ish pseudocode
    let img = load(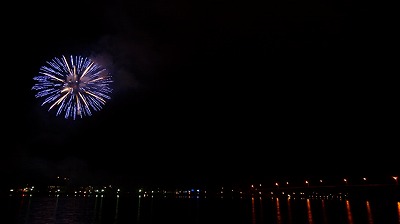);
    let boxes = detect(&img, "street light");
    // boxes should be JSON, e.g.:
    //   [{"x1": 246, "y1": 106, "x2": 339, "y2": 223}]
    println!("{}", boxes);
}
[
  {"x1": 363, "y1": 177, "x2": 367, "y2": 185},
  {"x1": 392, "y1": 176, "x2": 398, "y2": 185}
]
